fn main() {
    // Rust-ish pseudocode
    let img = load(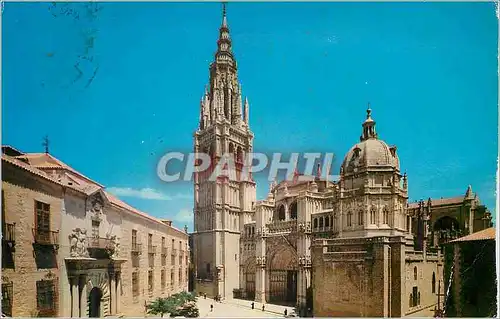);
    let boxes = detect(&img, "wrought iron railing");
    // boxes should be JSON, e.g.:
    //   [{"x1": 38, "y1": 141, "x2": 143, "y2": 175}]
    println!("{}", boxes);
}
[
  {"x1": 88, "y1": 237, "x2": 113, "y2": 249},
  {"x1": 32, "y1": 228, "x2": 59, "y2": 246},
  {"x1": 148, "y1": 245, "x2": 157, "y2": 254},
  {"x1": 2, "y1": 223, "x2": 15, "y2": 242},
  {"x1": 131, "y1": 243, "x2": 142, "y2": 253}
]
